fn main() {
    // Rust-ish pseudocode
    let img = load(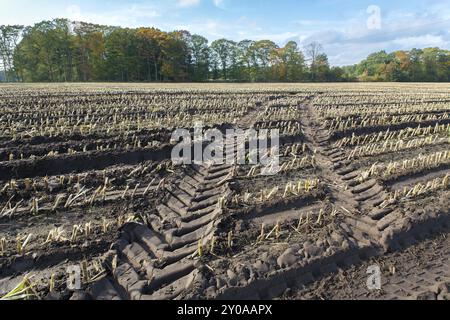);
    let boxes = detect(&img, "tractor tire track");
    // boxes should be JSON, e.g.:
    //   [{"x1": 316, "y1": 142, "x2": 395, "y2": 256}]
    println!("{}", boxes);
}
[{"x1": 88, "y1": 161, "x2": 235, "y2": 300}]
